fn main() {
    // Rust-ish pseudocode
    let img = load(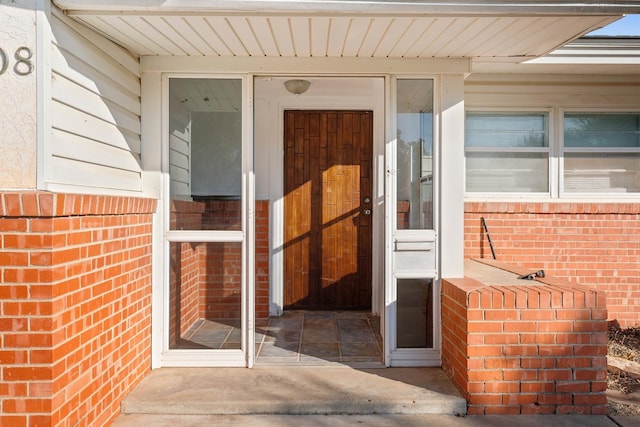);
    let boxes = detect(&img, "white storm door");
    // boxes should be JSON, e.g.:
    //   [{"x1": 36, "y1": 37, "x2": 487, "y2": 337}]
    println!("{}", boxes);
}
[
  {"x1": 386, "y1": 77, "x2": 440, "y2": 367},
  {"x1": 161, "y1": 76, "x2": 255, "y2": 367}
]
